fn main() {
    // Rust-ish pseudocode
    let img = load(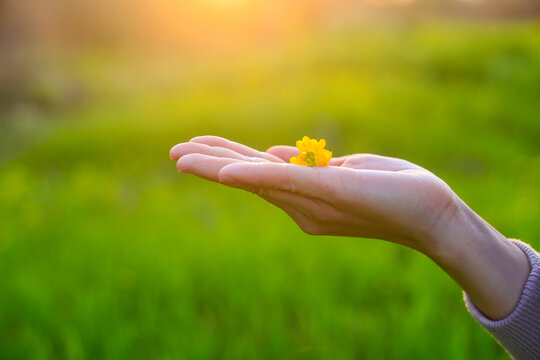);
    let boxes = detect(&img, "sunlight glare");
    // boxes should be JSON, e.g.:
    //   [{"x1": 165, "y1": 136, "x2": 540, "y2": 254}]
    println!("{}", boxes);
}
[{"x1": 200, "y1": 0, "x2": 250, "y2": 7}]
